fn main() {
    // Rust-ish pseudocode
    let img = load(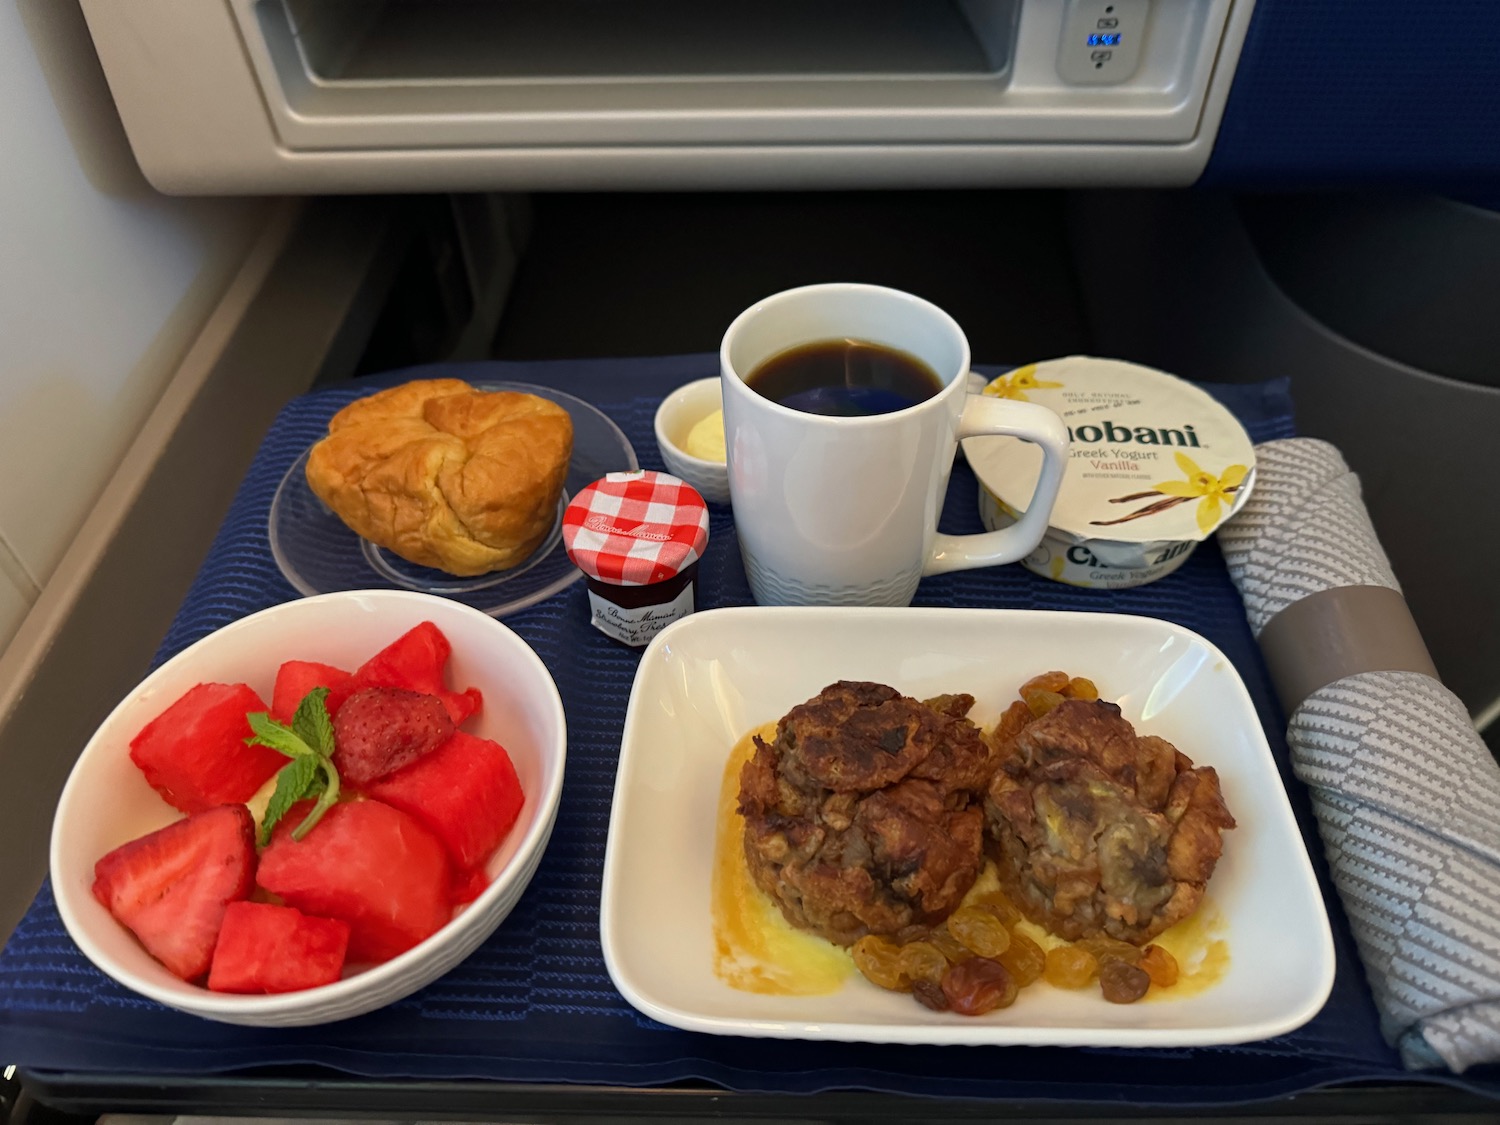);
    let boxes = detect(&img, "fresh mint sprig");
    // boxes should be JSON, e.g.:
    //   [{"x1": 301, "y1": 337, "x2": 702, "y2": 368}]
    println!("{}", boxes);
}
[{"x1": 245, "y1": 686, "x2": 341, "y2": 845}]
